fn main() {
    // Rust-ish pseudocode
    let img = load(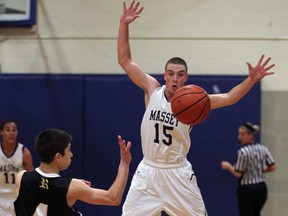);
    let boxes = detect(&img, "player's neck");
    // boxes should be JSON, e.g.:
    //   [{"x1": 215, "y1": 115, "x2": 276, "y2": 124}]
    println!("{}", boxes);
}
[
  {"x1": 39, "y1": 162, "x2": 60, "y2": 174},
  {"x1": 164, "y1": 89, "x2": 173, "y2": 102},
  {"x1": 1, "y1": 141, "x2": 17, "y2": 156}
]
